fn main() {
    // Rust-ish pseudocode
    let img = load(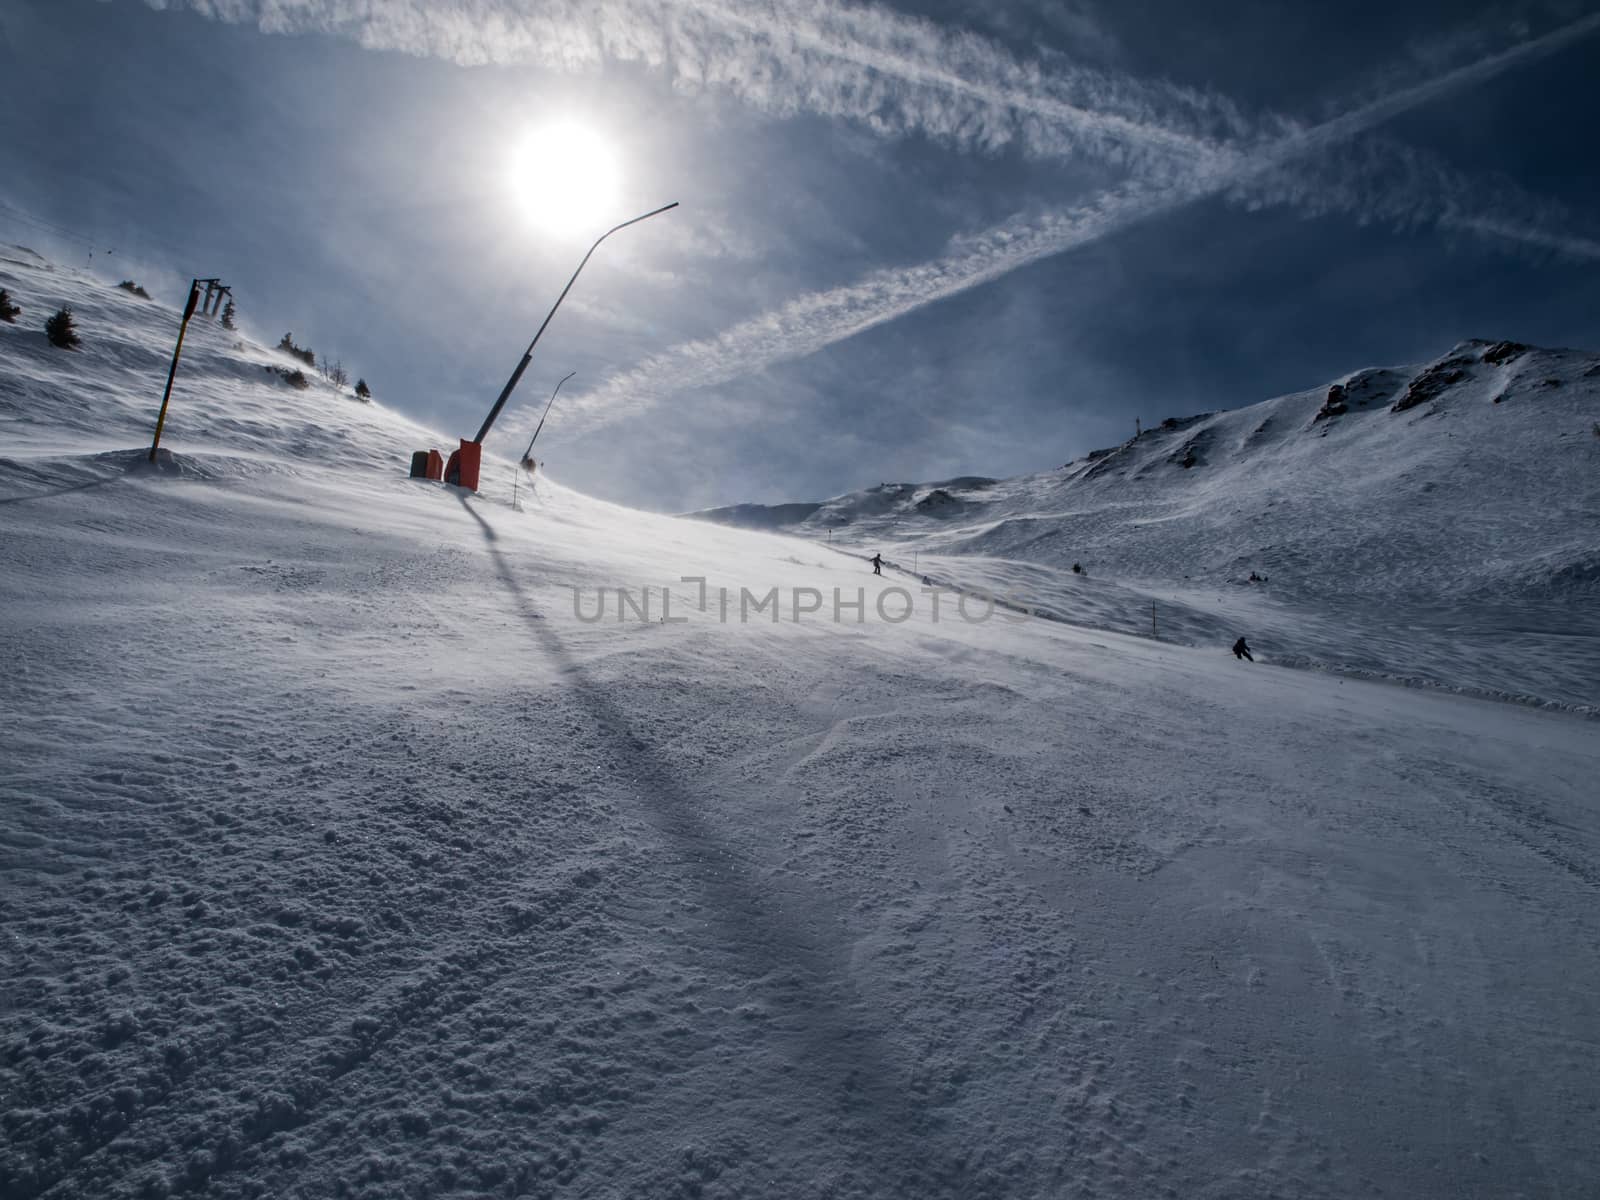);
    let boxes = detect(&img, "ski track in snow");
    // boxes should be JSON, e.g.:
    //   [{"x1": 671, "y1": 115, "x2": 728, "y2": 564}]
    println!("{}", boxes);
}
[{"x1": 3, "y1": 249, "x2": 1599, "y2": 1198}]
